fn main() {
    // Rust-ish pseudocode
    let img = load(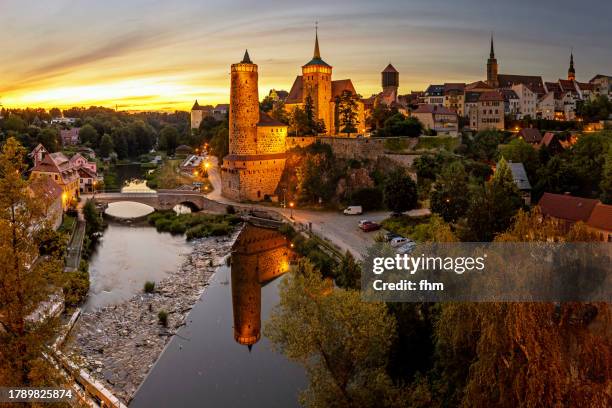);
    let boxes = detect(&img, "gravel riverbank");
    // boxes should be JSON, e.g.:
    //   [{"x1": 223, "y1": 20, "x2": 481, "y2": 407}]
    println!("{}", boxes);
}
[{"x1": 63, "y1": 229, "x2": 240, "y2": 404}]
